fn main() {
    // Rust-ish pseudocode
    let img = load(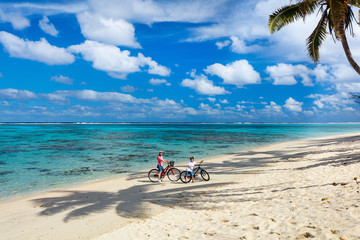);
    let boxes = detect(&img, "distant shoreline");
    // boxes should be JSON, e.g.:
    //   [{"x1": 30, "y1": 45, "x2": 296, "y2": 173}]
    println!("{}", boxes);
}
[{"x1": 2, "y1": 122, "x2": 360, "y2": 125}]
